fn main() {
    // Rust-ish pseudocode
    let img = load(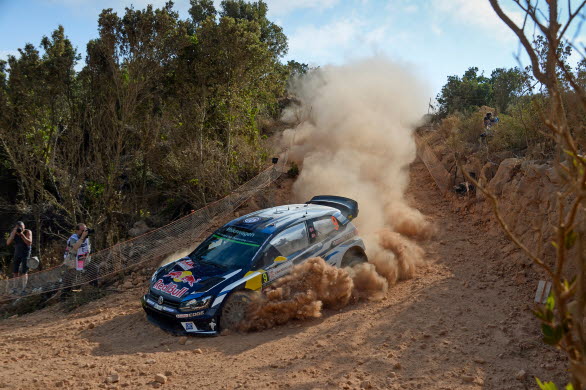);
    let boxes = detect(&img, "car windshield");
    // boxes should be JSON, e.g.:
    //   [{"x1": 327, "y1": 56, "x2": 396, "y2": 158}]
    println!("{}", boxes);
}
[{"x1": 188, "y1": 226, "x2": 269, "y2": 269}]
